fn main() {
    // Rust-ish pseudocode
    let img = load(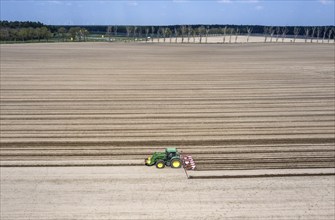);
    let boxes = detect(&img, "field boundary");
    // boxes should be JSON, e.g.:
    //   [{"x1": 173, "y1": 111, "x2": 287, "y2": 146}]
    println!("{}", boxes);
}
[
  {"x1": 0, "y1": 160, "x2": 143, "y2": 167},
  {"x1": 187, "y1": 168, "x2": 335, "y2": 179}
]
